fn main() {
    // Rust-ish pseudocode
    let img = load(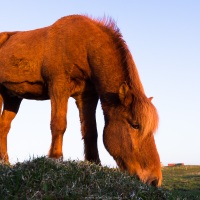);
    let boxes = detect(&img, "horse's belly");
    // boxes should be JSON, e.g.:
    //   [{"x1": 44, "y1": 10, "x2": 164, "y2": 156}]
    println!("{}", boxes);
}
[{"x1": 3, "y1": 81, "x2": 49, "y2": 100}]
